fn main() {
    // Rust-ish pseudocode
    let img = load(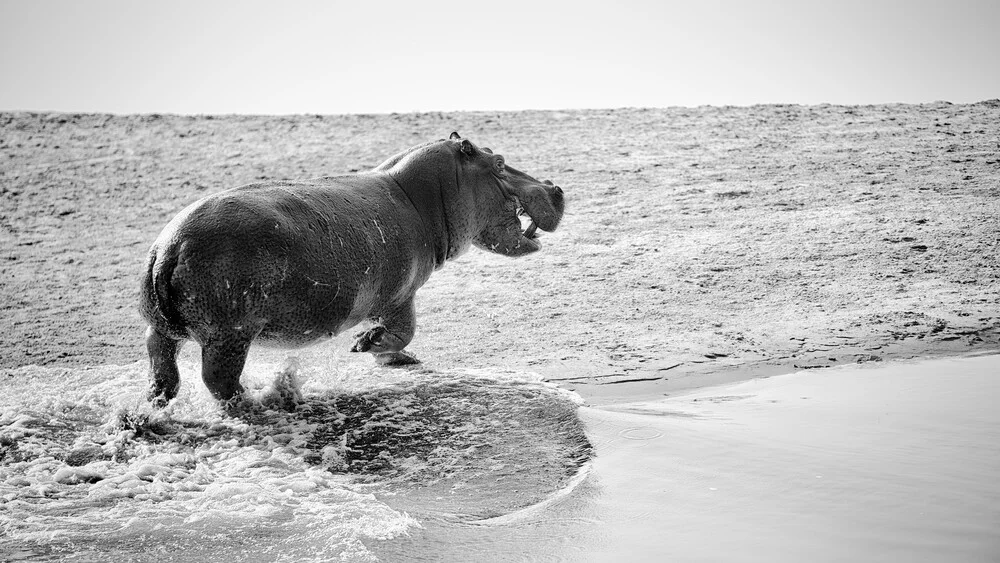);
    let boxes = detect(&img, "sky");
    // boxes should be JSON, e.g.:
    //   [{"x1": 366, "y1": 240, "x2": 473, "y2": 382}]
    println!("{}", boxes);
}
[{"x1": 0, "y1": 0, "x2": 997, "y2": 114}]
